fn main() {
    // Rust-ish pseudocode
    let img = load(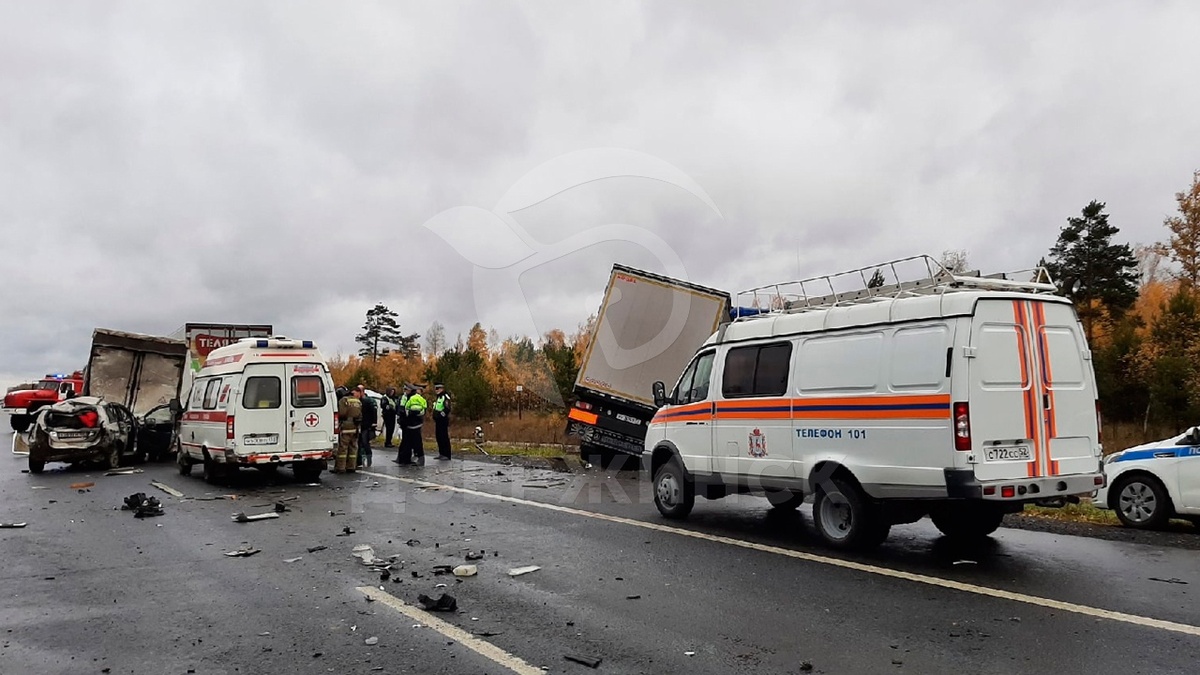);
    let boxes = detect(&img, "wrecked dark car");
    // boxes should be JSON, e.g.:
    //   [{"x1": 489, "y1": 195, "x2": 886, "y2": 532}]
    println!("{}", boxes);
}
[{"x1": 27, "y1": 397, "x2": 180, "y2": 473}]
